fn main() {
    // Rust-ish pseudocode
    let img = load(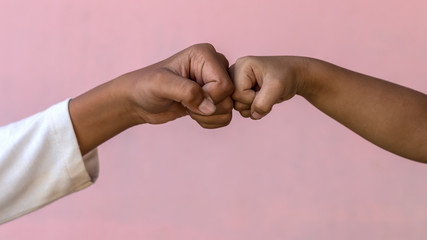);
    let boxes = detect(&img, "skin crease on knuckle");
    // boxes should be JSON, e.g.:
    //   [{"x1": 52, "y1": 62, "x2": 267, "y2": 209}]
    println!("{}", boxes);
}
[
  {"x1": 234, "y1": 101, "x2": 250, "y2": 111},
  {"x1": 222, "y1": 97, "x2": 234, "y2": 112},
  {"x1": 232, "y1": 91, "x2": 252, "y2": 105},
  {"x1": 218, "y1": 53, "x2": 229, "y2": 69},
  {"x1": 189, "y1": 43, "x2": 216, "y2": 60},
  {"x1": 212, "y1": 78, "x2": 234, "y2": 101},
  {"x1": 236, "y1": 56, "x2": 258, "y2": 70},
  {"x1": 240, "y1": 110, "x2": 251, "y2": 118},
  {"x1": 223, "y1": 80, "x2": 235, "y2": 96},
  {"x1": 253, "y1": 103, "x2": 272, "y2": 116},
  {"x1": 235, "y1": 56, "x2": 249, "y2": 65}
]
